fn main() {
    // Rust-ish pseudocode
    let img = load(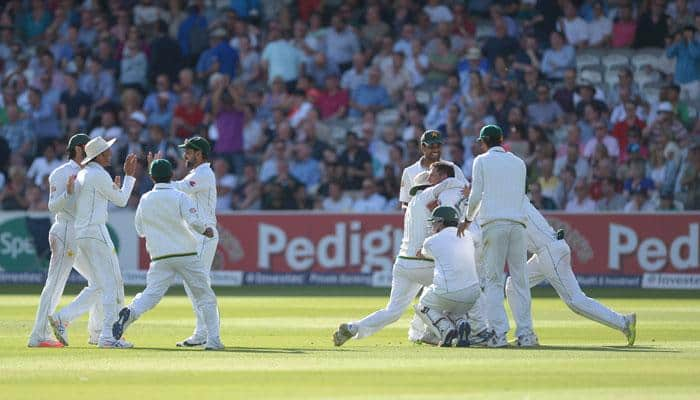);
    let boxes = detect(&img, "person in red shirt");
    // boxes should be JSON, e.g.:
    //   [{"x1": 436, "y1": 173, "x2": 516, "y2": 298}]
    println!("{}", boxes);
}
[
  {"x1": 611, "y1": 4, "x2": 637, "y2": 47},
  {"x1": 612, "y1": 101, "x2": 646, "y2": 152},
  {"x1": 315, "y1": 74, "x2": 349, "y2": 120},
  {"x1": 172, "y1": 89, "x2": 204, "y2": 139}
]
